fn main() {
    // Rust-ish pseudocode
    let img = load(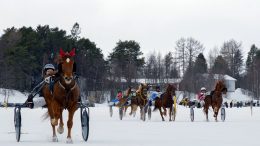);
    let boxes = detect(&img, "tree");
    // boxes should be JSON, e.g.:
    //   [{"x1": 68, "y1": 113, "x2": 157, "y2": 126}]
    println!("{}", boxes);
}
[
  {"x1": 220, "y1": 39, "x2": 242, "y2": 77},
  {"x1": 175, "y1": 38, "x2": 186, "y2": 76},
  {"x1": 108, "y1": 40, "x2": 144, "y2": 85},
  {"x1": 193, "y1": 53, "x2": 207, "y2": 74},
  {"x1": 233, "y1": 49, "x2": 243, "y2": 78},
  {"x1": 145, "y1": 53, "x2": 158, "y2": 83},
  {"x1": 71, "y1": 22, "x2": 81, "y2": 41},
  {"x1": 175, "y1": 37, "x2": 204, "y2": 76},
  {"x1": 246, "y1": 44, "x2": 258, "y2": 71},
  {"x1": 164, "y1": 52, "x2": 173, "y2": 82},
  {"x1": 208, "y1": 47, "x2": 219, "y2": 69},
  {"x1": 211, "y1": 55, "x2": 230, "y2": 75}
]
